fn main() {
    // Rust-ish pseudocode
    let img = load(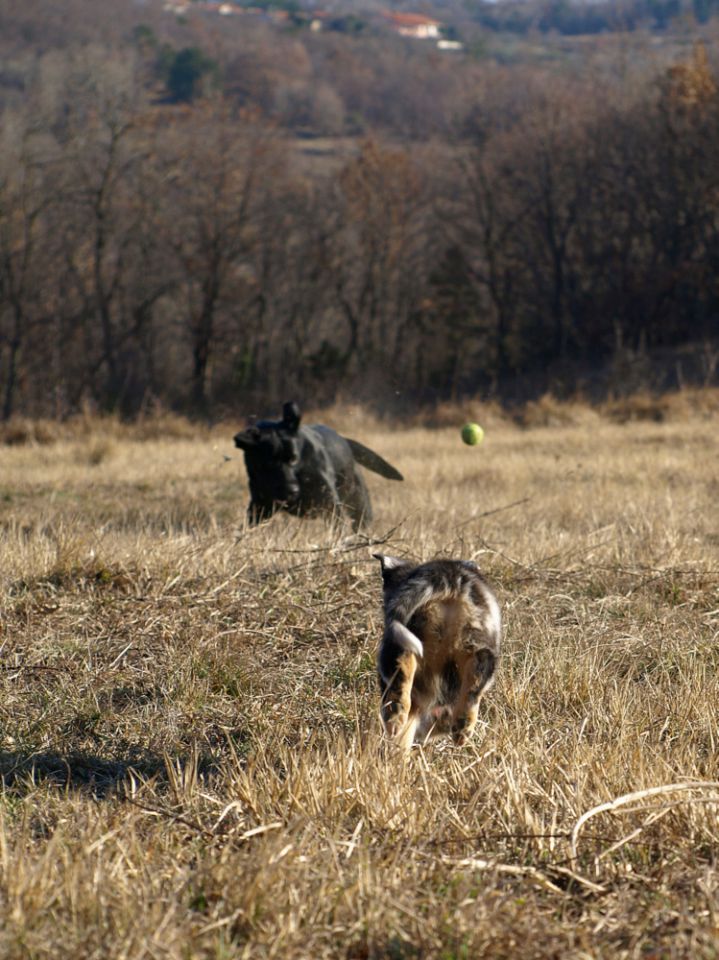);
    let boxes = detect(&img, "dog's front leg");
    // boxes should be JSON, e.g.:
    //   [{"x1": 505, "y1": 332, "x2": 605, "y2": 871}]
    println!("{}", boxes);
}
[
  {"x1": 379, "y1": 649, "x2": 419, "y2": 751},
  {"x1": 247, "y1": 500, "x2": 276, "y2": 525},
  {"x1": 451, "y1": 648, "x2": 497, "y2": 746},
  {"x1": 320, "y1": 480, "x2": 345, "y2": 525}
]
